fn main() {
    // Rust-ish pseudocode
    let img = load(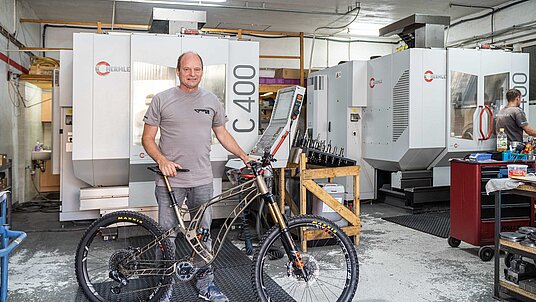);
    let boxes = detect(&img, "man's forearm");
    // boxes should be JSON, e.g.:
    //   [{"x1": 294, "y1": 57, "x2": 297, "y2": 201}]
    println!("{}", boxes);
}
[
  {"x1": 523, "y1": 125, "x2": 536, "y2": 137},
  {"x1": 142, "y1": 137, "x2": 167, "y2": 164},
  {"x1": 218, "y1": 131, "x2": 248, "y2": 160}
]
